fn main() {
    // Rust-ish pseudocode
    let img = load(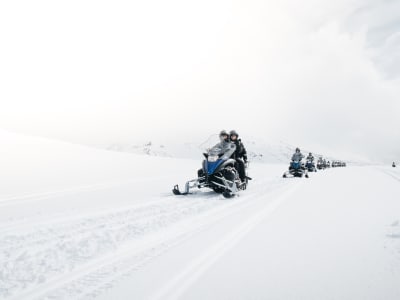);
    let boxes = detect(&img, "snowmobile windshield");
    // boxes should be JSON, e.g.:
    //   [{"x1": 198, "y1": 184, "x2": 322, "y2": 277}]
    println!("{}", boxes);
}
[
  {"x1": 198, "y1": 134, "x2": 220, "y2": 152},
  {"x1": 208, "y1": 143, "x2": 236, "y2": 160}
]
